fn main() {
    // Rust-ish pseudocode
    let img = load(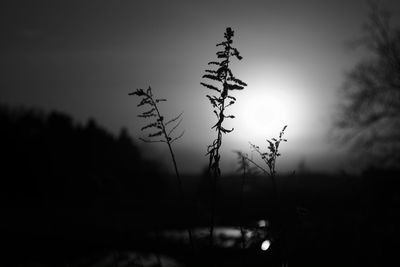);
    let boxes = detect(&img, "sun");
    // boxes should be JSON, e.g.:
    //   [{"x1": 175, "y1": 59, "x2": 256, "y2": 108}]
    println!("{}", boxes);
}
[
  {"x1": 236, "y1": 89, "x2": 288, "y2": 135},
  {"x1": 229, "y1": 71, "x2": 309, "y2": 146}
]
